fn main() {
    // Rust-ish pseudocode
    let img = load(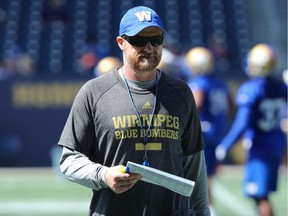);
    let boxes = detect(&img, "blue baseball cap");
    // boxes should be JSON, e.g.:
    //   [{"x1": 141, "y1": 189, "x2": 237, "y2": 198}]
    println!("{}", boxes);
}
[{"x1": 119, "y1": 6, "x2": 165, "y2": 36}]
